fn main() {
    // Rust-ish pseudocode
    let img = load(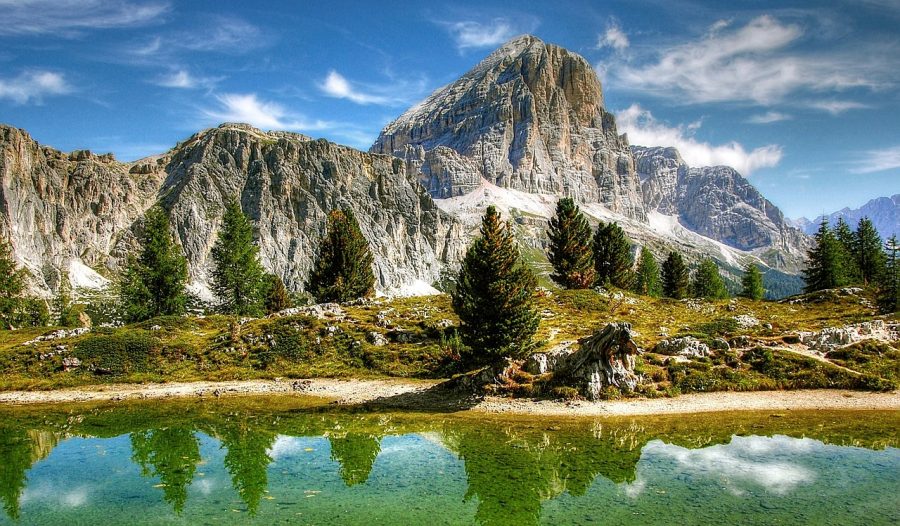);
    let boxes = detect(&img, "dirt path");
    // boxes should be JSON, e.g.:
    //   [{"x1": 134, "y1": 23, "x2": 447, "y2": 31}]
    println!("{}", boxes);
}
[{"x1": 0, "y1": 379, "x2": 897, "y2": 416}]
